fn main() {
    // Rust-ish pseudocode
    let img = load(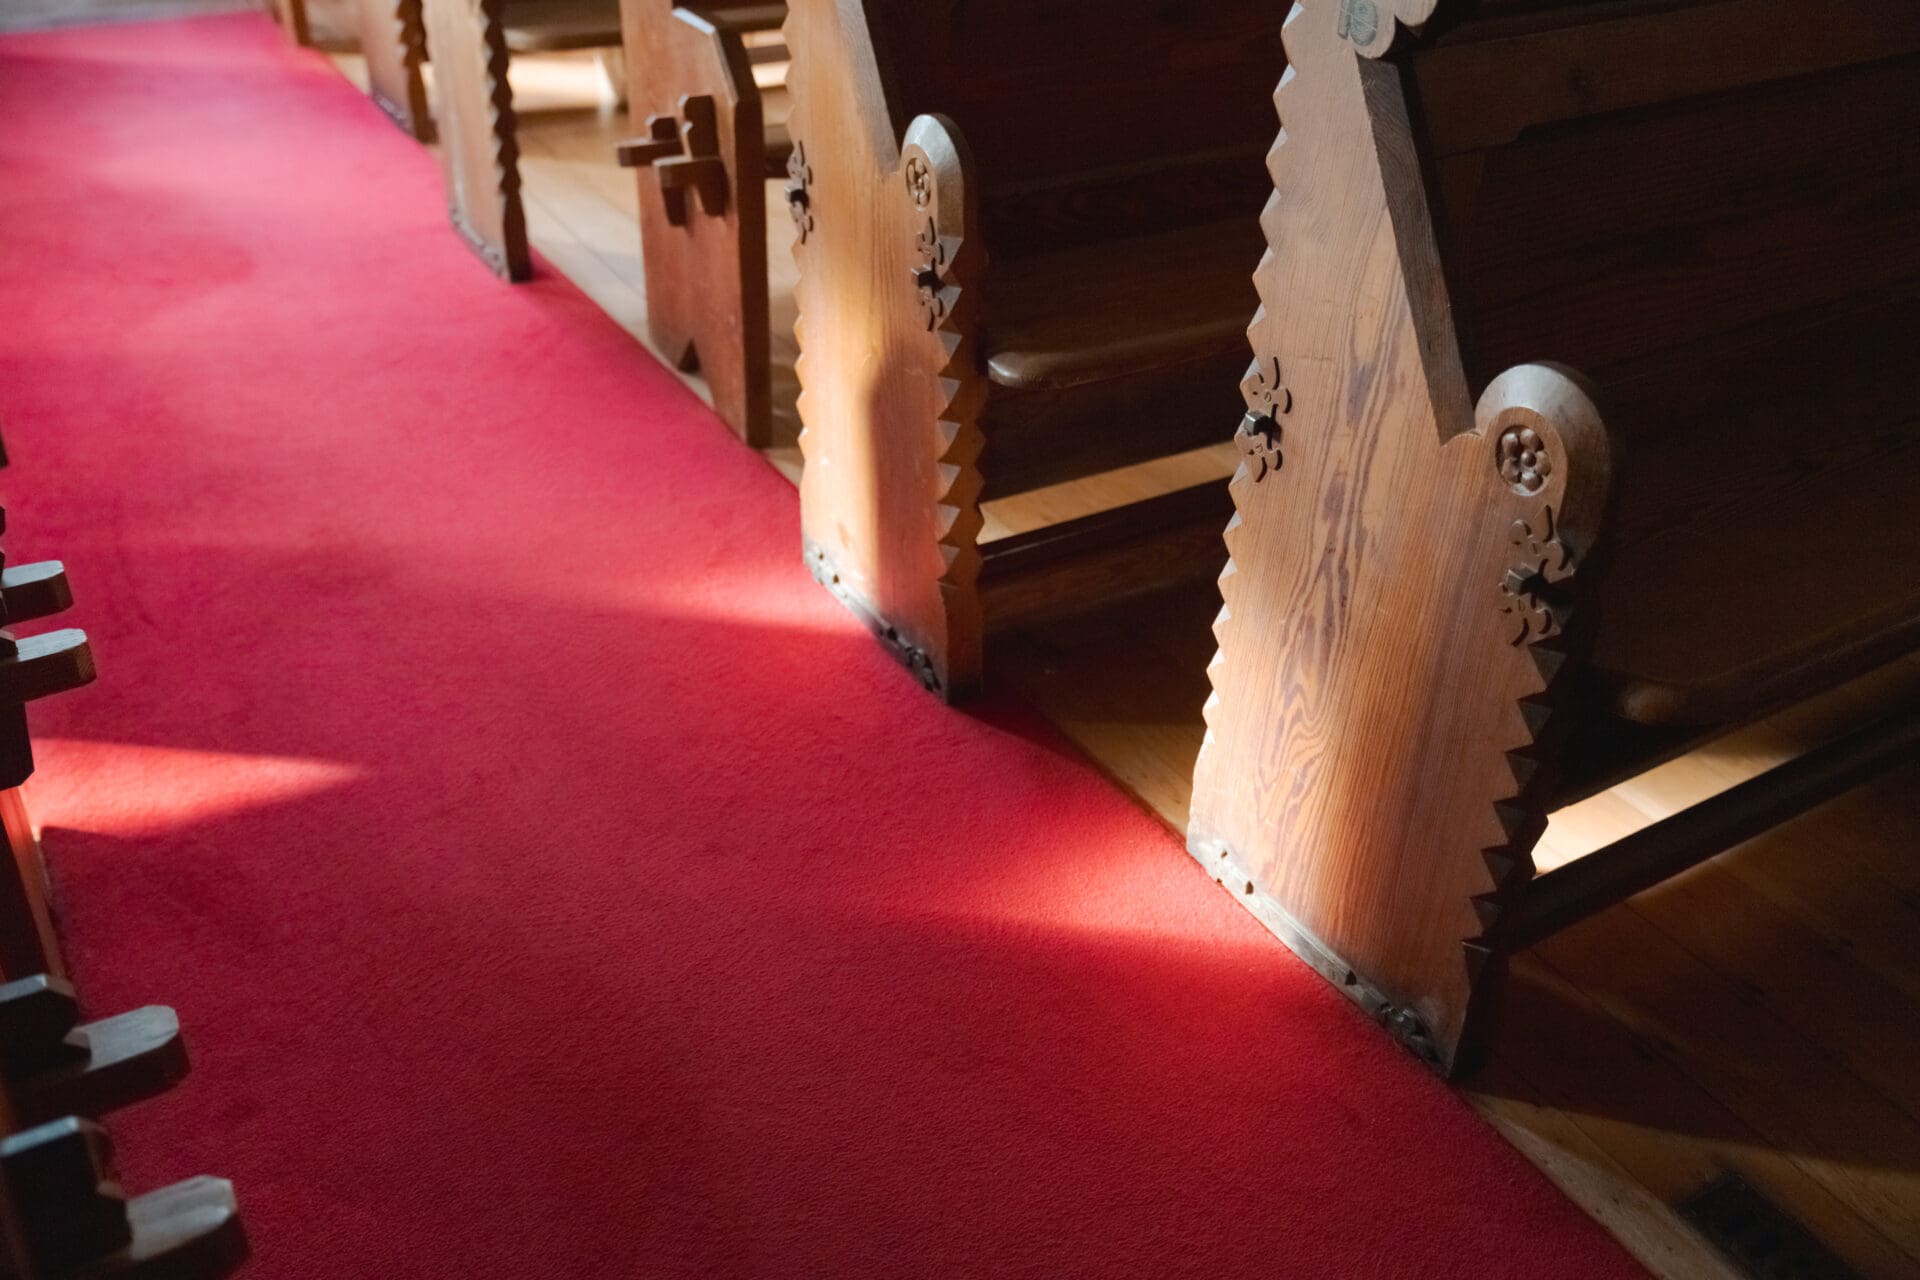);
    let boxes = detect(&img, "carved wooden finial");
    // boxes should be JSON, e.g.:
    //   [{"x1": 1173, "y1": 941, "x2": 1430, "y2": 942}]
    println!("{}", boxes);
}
[{"x1": 1478, "y1": 365, "x2": 1611, "y2": 651}]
